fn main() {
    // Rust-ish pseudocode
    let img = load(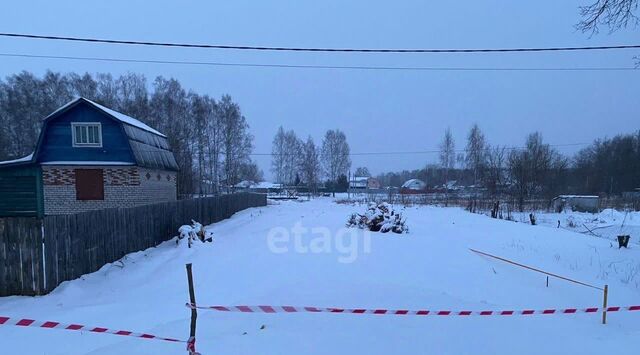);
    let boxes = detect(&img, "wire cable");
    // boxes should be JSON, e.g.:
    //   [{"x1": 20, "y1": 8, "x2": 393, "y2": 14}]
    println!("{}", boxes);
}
[
  {"x1": 1, "y1": 32, "x2": 640, "y2": 53},
  {"x1": 0, "y1": 53, "x2": 637, "y2": 72}
]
